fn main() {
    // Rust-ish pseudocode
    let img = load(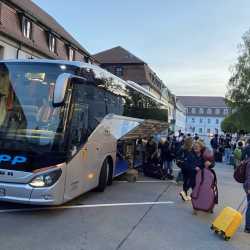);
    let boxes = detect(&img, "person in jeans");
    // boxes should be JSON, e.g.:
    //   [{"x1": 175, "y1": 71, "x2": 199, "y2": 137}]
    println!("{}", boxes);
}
[
  {"x1": 161, "y1": 139, "x2": 174, "y2": 179},
  {"x1": 224, "y1": 134, "x2": 232, "y2": 164},
  {"x1": 244, "y1": 159, "x2": 250, "y2": 233}
]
